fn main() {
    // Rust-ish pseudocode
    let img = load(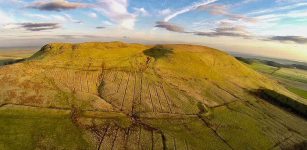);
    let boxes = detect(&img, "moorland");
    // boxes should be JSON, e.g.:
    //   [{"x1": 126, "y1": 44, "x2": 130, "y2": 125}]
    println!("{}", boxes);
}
[{"x1": 0, "y1": 42, "x2": 306, "y2": 150}]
